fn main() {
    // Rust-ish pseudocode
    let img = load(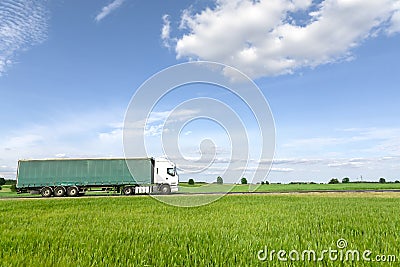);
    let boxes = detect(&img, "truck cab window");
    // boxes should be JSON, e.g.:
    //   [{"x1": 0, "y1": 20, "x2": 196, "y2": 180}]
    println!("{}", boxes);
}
[{"x1": 167, "y1": 168, "x2": 175, "y2": 176}]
